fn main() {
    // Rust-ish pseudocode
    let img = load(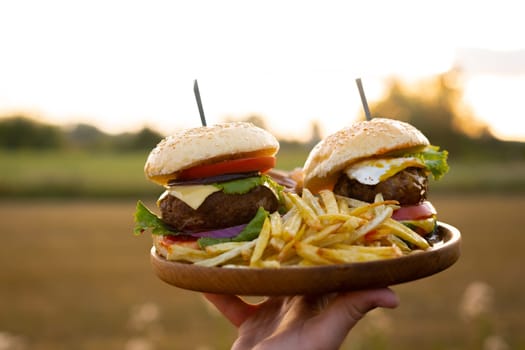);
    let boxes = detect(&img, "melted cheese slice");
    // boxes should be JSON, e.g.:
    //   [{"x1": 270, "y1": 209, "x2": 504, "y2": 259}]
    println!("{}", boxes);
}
[
  {"x1": 166, "y1": 184, "x2": 221, "y2": 210},
  {"x1": 344, "y1": 157, "x2": 425, "y2": 185}
]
